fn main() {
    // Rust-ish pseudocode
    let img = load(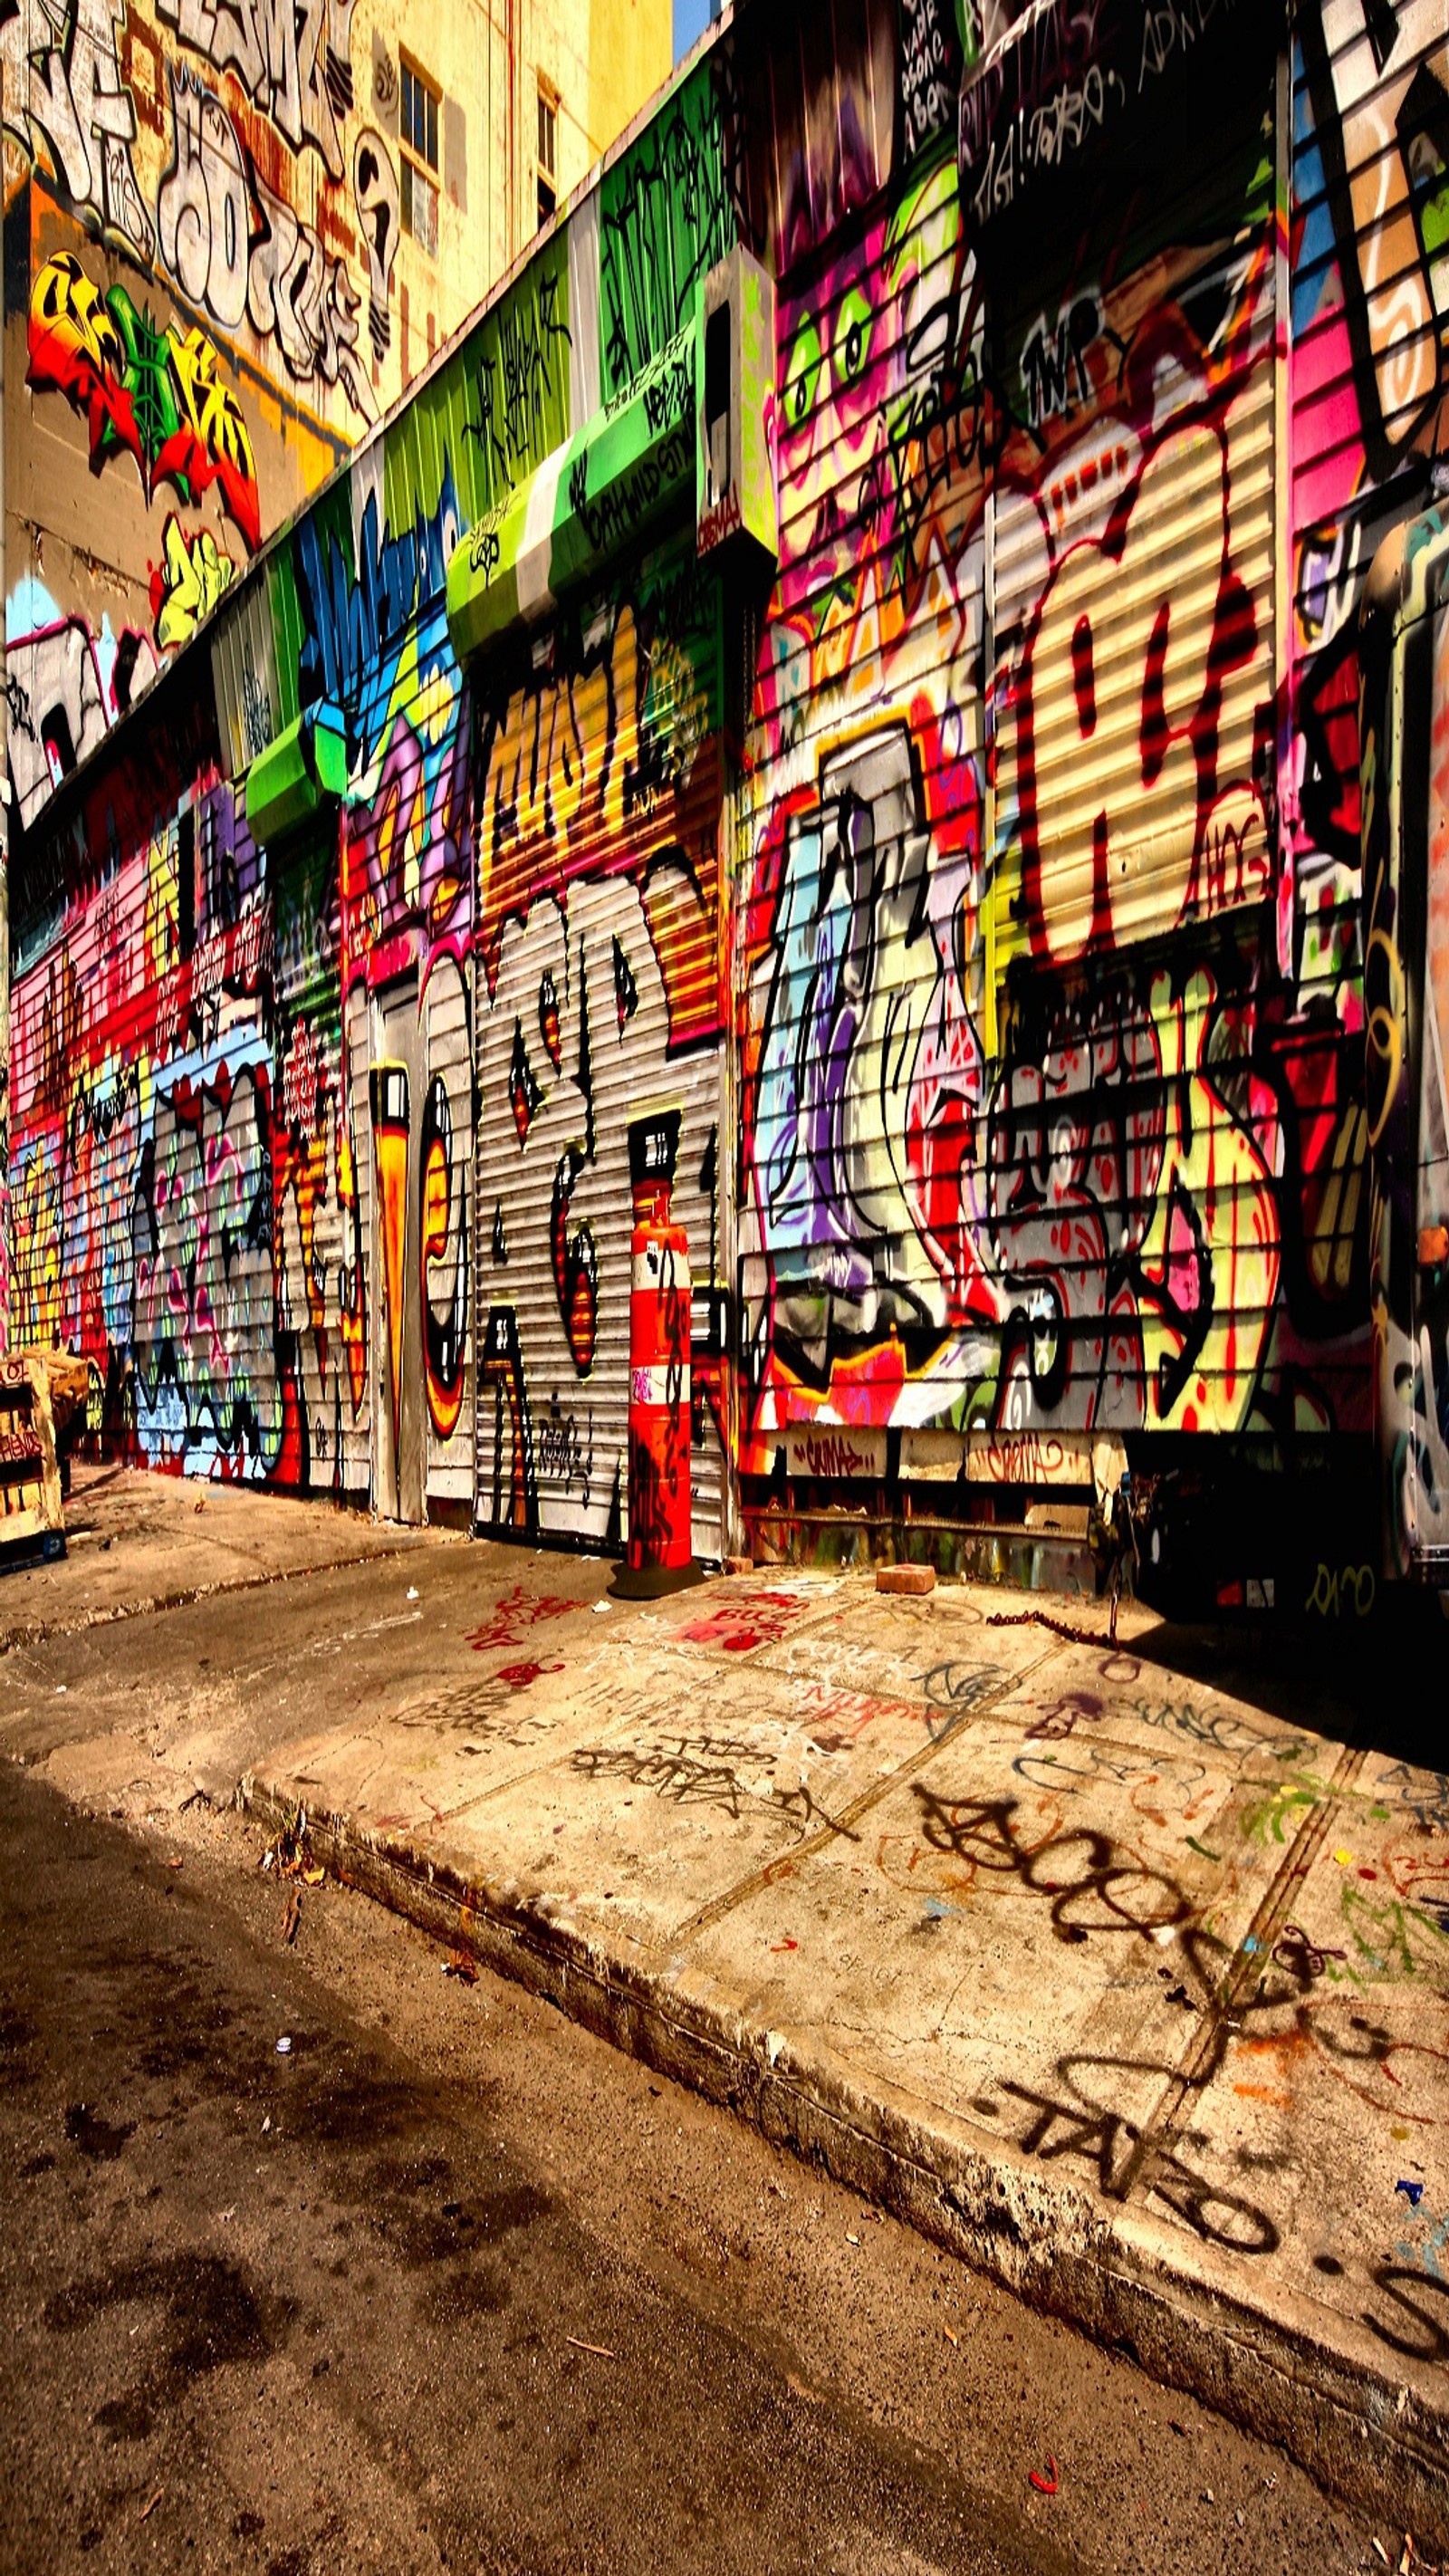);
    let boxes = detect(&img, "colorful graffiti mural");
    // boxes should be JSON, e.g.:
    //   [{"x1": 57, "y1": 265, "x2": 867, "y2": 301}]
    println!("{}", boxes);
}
[
  {"x1": 3, "y1": 0, "x2": 385, "y2": 823},
  {"x1": 473, "y1": 543, "x2": 725, "y2": 1546},
  {"x1": 3, "y1": 0, "x2": 664, "y2": 838},
  {"x1": 738, "y1": 19, "x2": 1374, "y2": 1495},
  {"x1": 5, "y1": 3, "x2": 1449, "y2": 1584},
  {"x1": 1292, "y1": 0, "x2": 1449, "y2": 1573},
  {"x1": 29, "y1": 252, "x2": 262, "y2": 550},
  {"x1": 0, "y1": 0, "x2": 154, "y2": 255},
  {"x1": 5, "y1": 584, "x2": 160, "y2": 830},
  {"x1": 149, "y1": 515, "x2": 236, "y2": 647}
]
